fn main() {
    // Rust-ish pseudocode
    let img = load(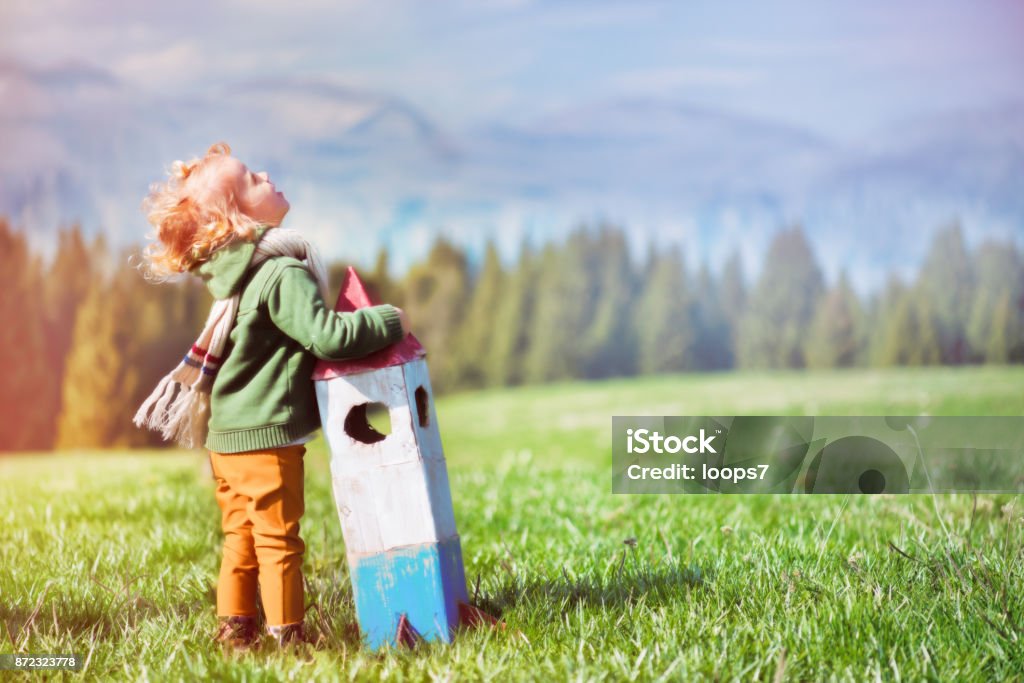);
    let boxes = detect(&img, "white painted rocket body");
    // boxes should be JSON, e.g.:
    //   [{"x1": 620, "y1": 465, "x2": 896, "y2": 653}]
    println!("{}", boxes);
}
[{"x1": 312, "y1": 267, "x2": 469, "y2": 649}]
